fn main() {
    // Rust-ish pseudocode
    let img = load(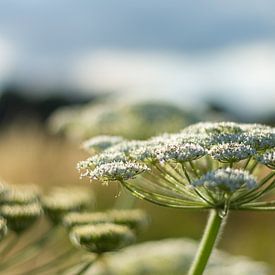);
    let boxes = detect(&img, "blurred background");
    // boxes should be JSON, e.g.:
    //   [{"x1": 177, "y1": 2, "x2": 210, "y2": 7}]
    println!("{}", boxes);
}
[{"x1": 0, "y1": 0, "x2": 275, "y2": 270}]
